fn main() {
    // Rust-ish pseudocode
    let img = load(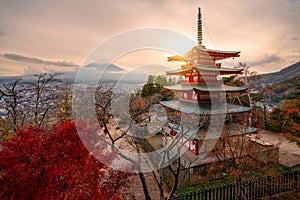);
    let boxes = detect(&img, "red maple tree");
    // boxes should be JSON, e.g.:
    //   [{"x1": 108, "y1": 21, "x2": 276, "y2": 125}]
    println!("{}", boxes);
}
[{"x1": 0, "y1": 121, "x2": 131, "y2": 200}]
